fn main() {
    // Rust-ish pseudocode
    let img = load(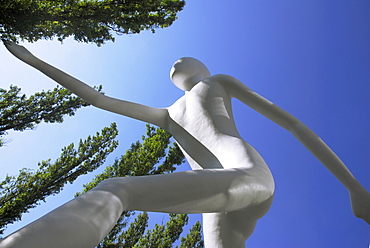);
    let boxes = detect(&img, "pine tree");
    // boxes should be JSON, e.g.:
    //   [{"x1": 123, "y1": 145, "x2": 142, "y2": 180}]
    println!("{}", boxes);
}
[
  {"x1": 0, "y1": 123, "x2": 119, "y2": 234},
  {"x1": 0, "y1": 85, "x2": 100, "y2": 147},
  {"x1": 0, "y1": 0, "x2": 185, "y2": 46}
]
